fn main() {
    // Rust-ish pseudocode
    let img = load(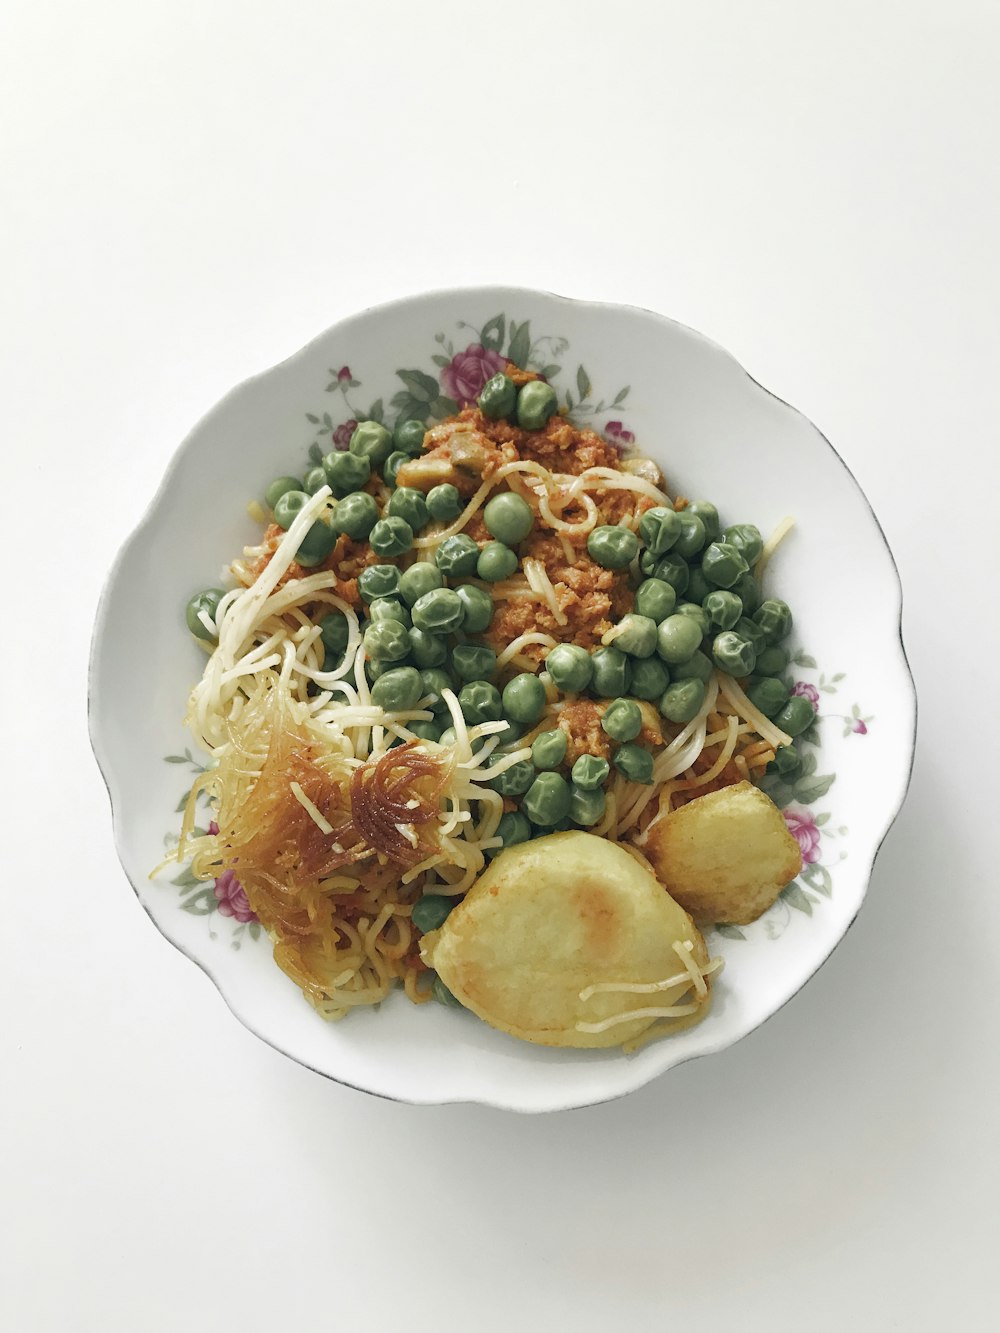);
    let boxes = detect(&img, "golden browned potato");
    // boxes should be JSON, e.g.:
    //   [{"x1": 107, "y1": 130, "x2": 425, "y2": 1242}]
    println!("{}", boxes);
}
[
  {"x1": 421, "y1": 831, "x2": 716, "y2": 1049},
  {"x1": 644, "y1": 781, "x2": 802, "y2": 926}
]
